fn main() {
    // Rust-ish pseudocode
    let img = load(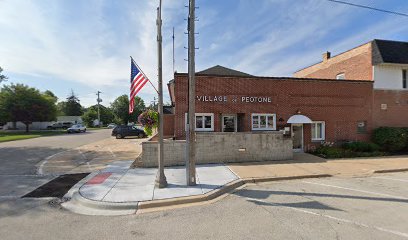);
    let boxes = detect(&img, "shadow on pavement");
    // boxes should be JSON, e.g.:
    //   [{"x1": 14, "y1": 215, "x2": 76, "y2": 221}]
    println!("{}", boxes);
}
[
  {"x1": 247, "y1": 199, "x2": 343, "y2": 211},
  {"x1": 234, "y1": 188, "x2": 408, "y2": 205}
]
